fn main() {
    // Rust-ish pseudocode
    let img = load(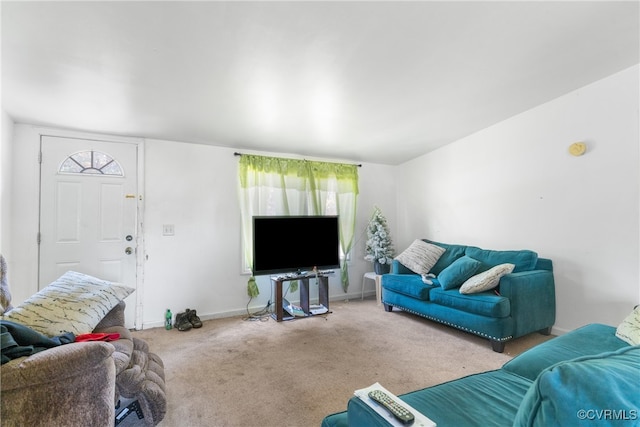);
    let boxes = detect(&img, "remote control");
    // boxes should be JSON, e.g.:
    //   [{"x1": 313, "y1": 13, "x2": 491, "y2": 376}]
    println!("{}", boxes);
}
[{"x1": 368, "y1": 389, "x2": 415, "y2": 425}]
